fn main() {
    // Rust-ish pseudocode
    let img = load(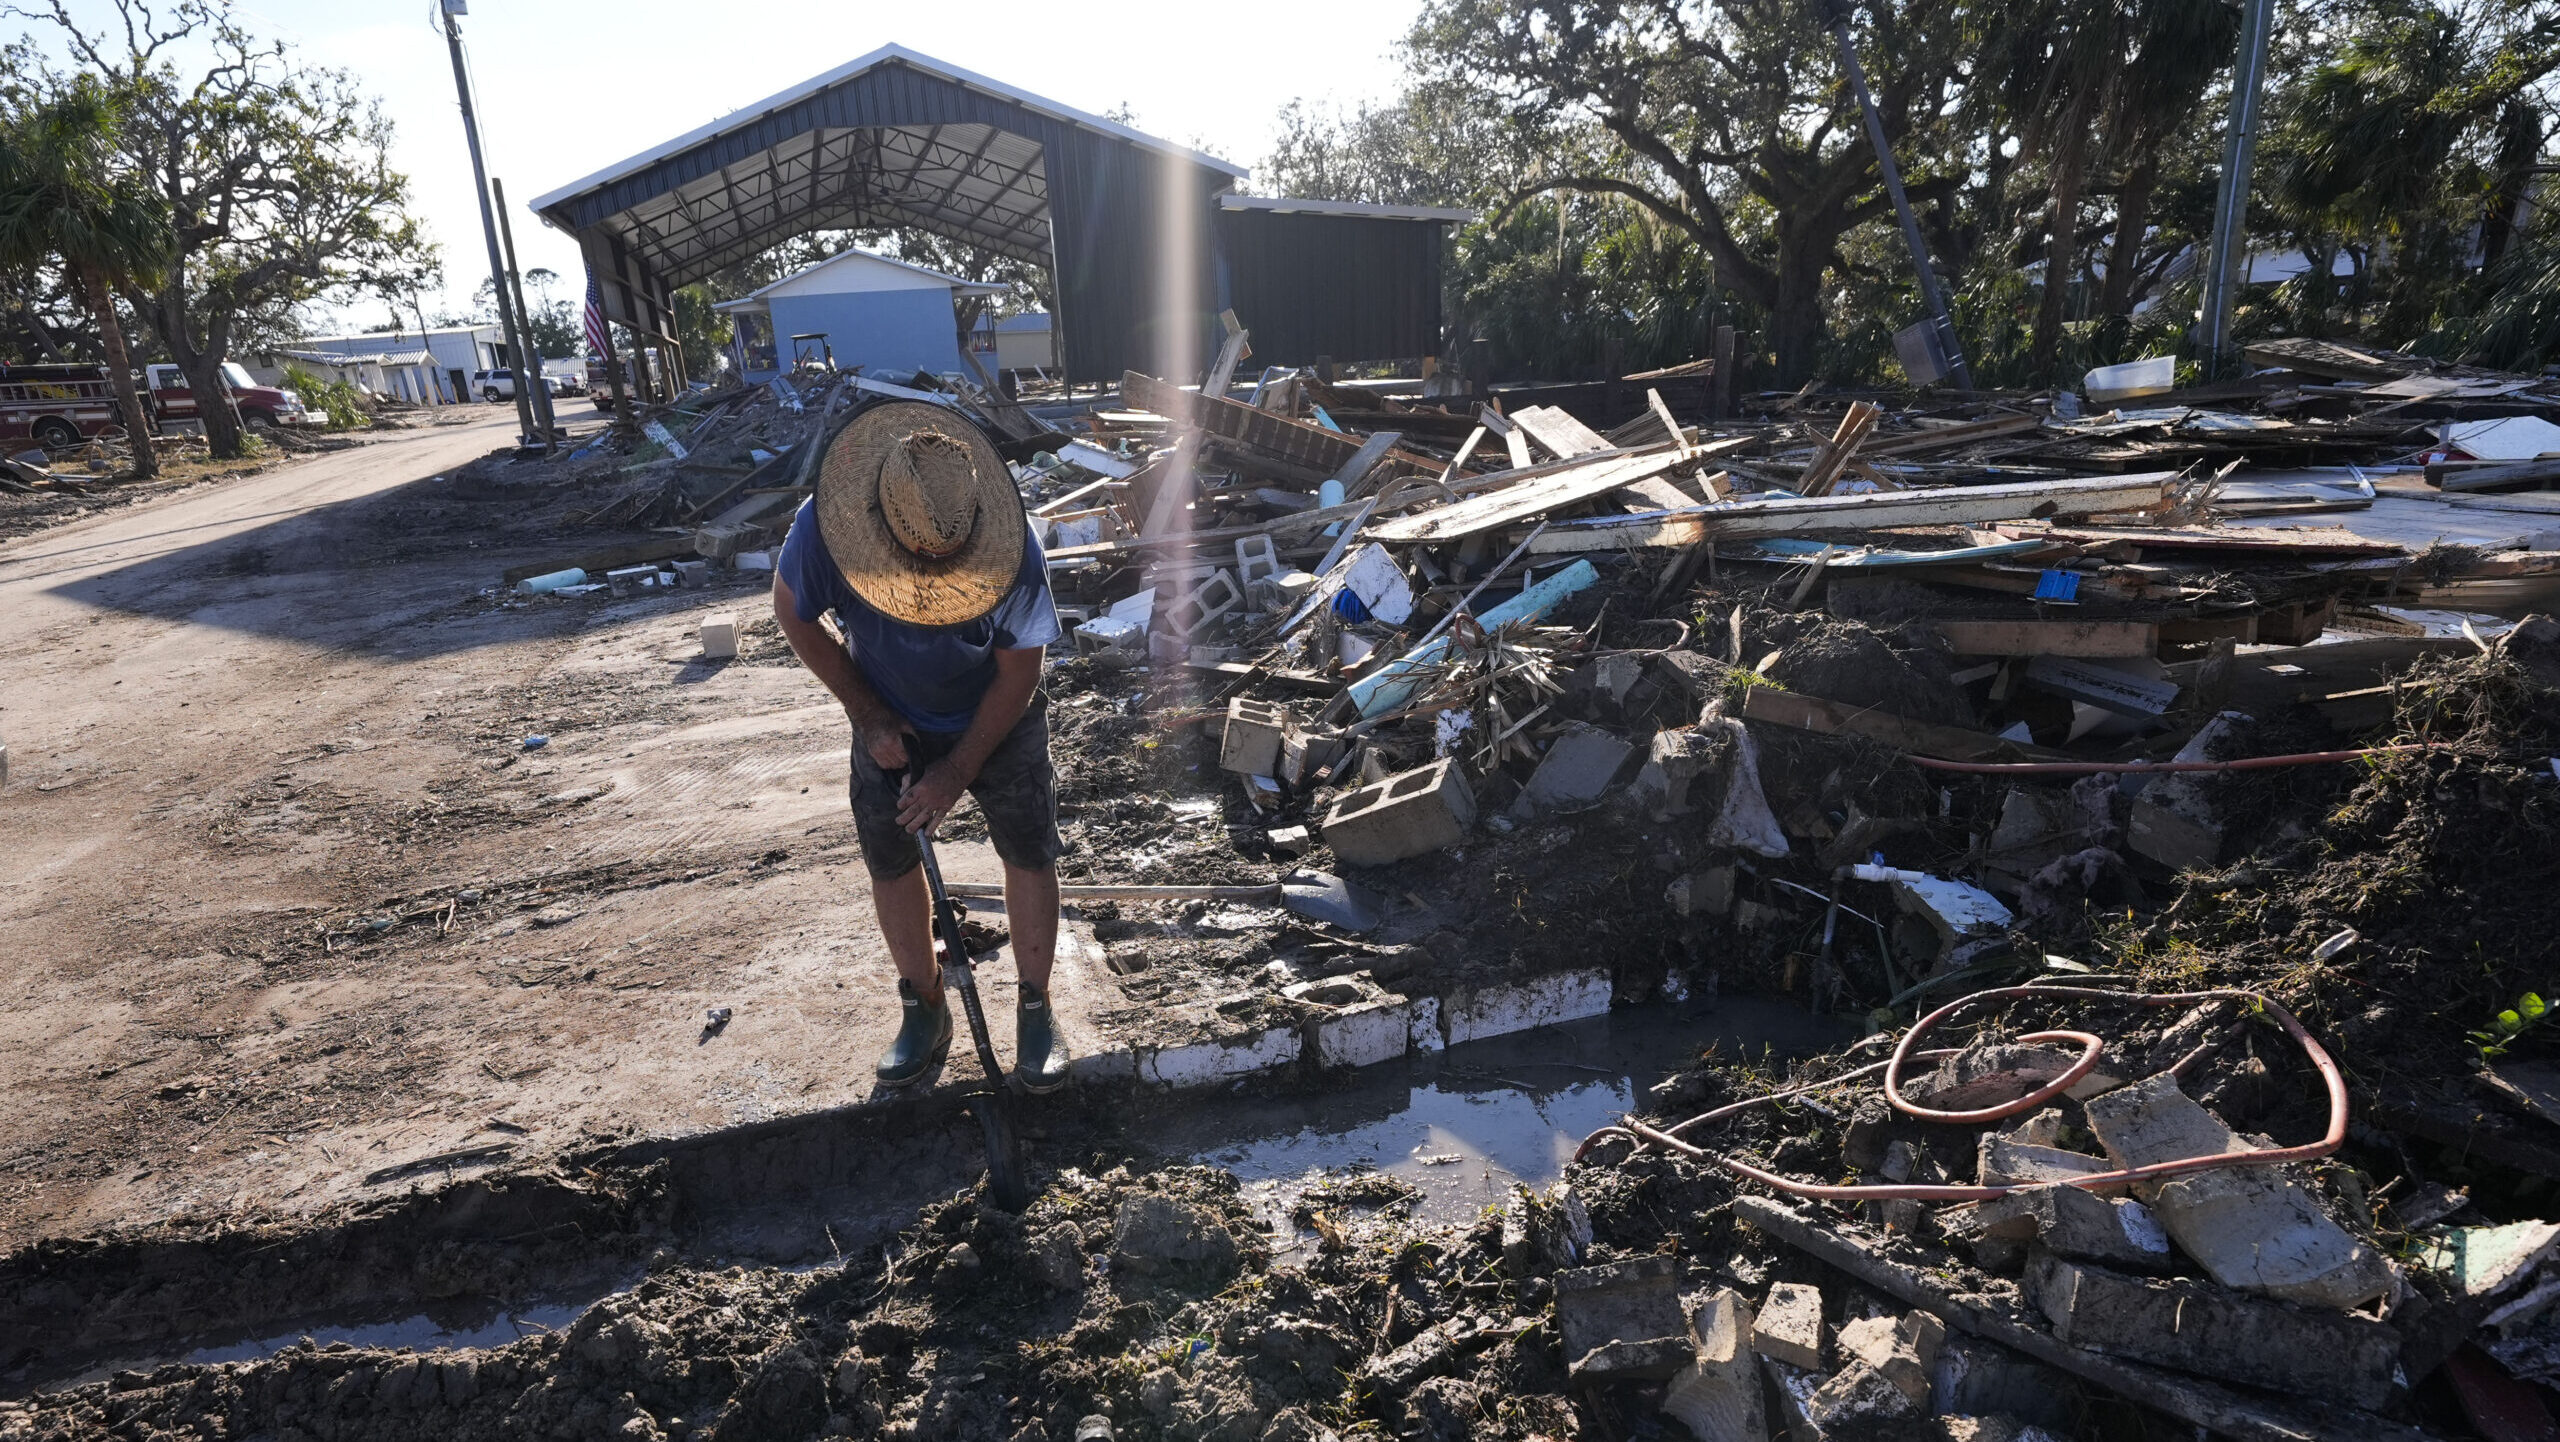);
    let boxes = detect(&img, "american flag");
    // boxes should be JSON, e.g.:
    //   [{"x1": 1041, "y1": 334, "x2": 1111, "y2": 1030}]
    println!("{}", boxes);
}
[{"x1": 582, "y1": 271, "x2": 610, "y2": 358}]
